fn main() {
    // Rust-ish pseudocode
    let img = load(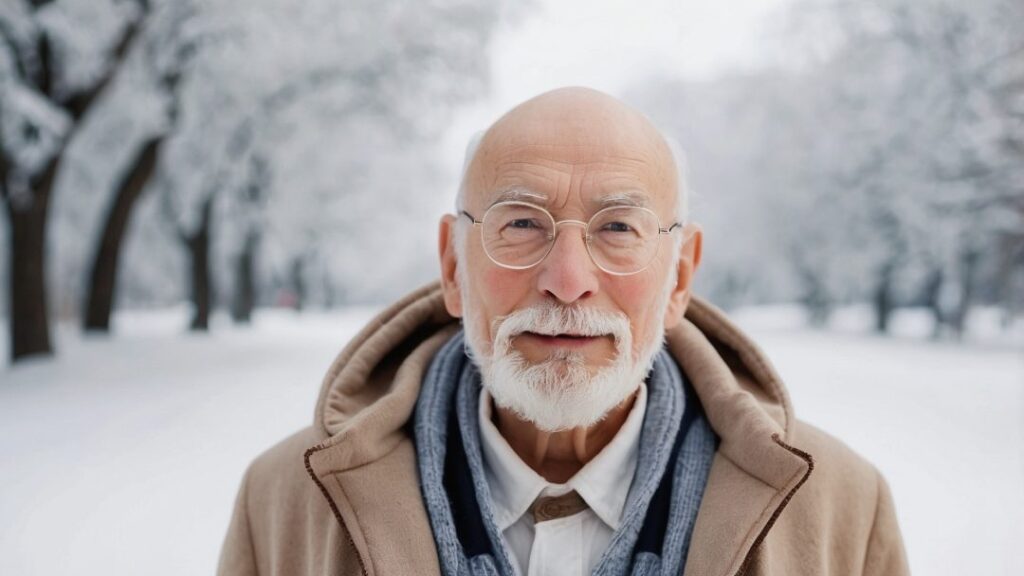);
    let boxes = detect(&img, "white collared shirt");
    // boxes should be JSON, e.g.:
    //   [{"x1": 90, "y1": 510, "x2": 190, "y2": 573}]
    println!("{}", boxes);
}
[{"x1": 477, "y1": 384, "x2": 647, "y2": 576}]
